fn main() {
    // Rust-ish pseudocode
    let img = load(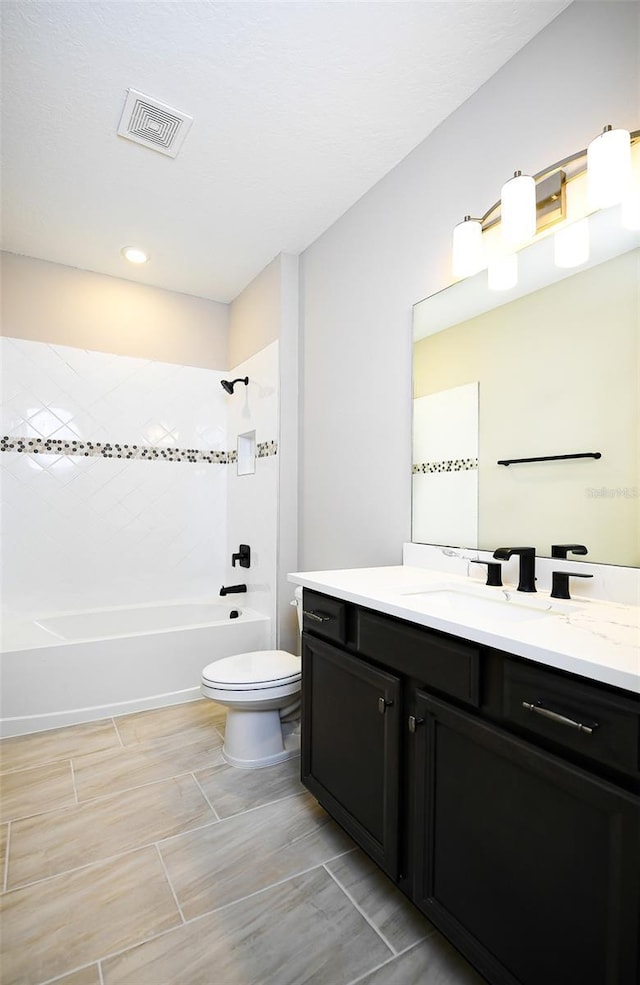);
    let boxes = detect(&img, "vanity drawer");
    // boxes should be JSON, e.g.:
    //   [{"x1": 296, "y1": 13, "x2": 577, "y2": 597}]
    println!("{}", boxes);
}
[
  {"x1": 356, "y1": 609, "x2": 480, "y2": 706},
  {"x1": 302, "y1": 590, "x2": 347, "y2": 645},
  {"x1": 503, "y1": 661, "x2": 640, "y2": 776}
]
